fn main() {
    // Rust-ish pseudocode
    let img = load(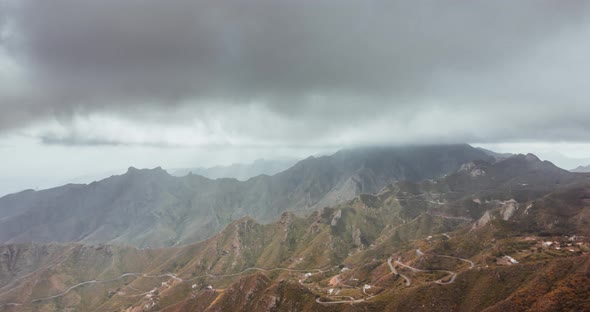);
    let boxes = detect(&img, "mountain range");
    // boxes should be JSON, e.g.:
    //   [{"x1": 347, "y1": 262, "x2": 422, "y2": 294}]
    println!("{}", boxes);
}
[
  {"x1": 168, "y1": 158, "x2": 298, "y2": 181},
  {"x1": 1, "y1": 149, "x2": 589, "y2": 311},
  {"x1": 0, "y1": 144, "x2": 492, "y2": 248},
  {"x1": 572, "y1": 164, "x2": 590, "y2": 173}
]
